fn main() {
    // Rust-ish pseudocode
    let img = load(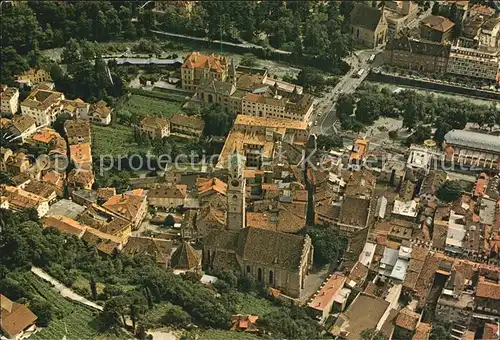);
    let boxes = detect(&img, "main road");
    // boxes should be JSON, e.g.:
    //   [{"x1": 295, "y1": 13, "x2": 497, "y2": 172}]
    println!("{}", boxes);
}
[{"x1": 310, "y1": 49, "x2": 379, "y2": 135}]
